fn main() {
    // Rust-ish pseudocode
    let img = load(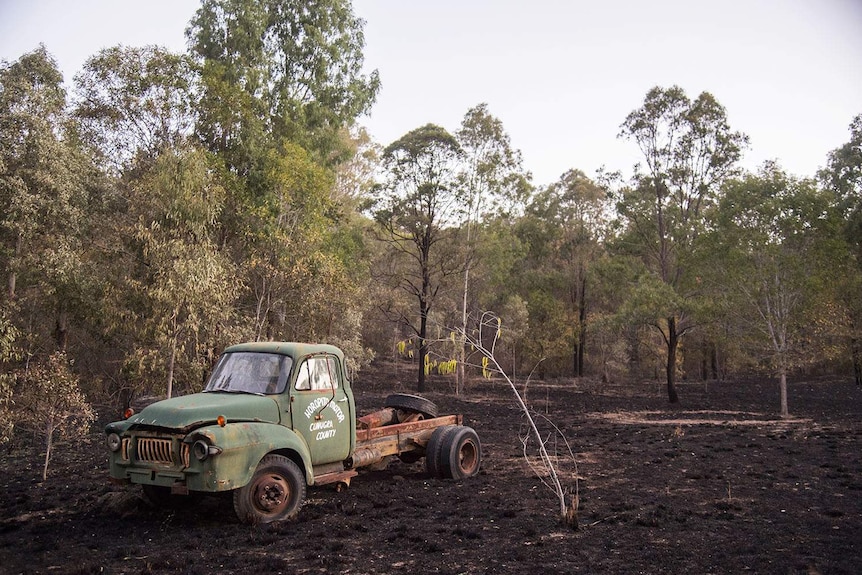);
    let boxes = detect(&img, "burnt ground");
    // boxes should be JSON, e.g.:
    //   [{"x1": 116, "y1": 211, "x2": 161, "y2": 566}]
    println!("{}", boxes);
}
[{"x1": 1, "y1": 369, "x2": 861, "y2": 575}]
